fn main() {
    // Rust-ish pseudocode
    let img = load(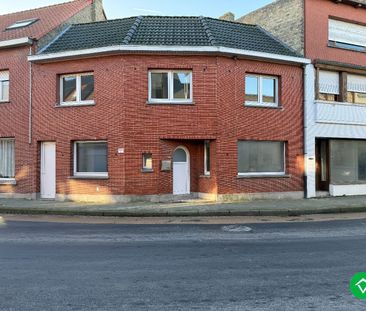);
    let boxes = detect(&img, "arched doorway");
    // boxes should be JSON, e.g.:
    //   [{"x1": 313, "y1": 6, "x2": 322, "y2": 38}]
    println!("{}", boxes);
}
[{"x1": 173, "y1": 146, "x2": 190, "y2": 195}]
